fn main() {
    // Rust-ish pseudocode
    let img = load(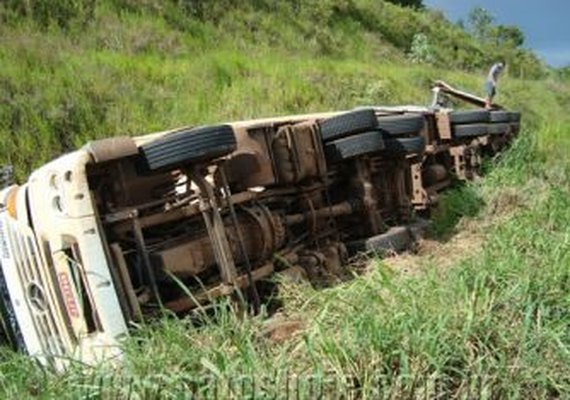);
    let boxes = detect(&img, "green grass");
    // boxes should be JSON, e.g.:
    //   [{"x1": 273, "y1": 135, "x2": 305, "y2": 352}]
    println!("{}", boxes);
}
[
  {"x1": 0, "y1": 1, "x2": 569, "y2": 398},
  {"x1": 0, "y1": 0, "x2": 554, "y2": 179}
]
